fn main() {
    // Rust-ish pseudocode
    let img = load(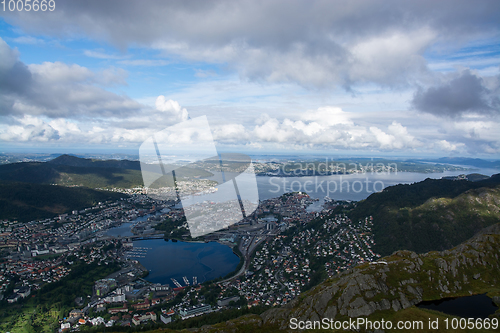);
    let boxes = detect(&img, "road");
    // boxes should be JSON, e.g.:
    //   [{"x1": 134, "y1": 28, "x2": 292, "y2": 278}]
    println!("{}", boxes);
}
[{"x1": 219, "y1": 231, "x2": 277, "y2": 283}]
